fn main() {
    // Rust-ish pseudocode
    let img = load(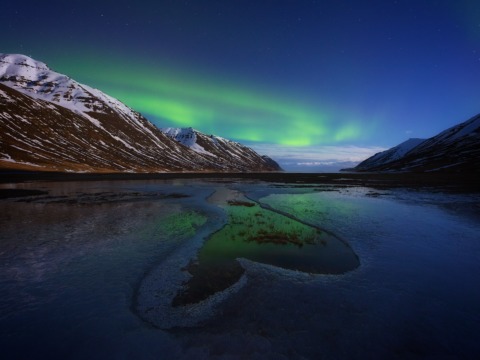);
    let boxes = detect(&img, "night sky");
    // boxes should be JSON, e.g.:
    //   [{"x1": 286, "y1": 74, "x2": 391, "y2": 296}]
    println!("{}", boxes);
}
[{"x1": 2, "y1": 0, "x2": 480, "y2": 170}]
